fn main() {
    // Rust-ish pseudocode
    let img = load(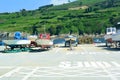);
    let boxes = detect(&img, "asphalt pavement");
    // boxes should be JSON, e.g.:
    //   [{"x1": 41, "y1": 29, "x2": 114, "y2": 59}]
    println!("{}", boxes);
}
[{"x1": 0, "y1": 44, "x2": 120, "y2": 80}]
